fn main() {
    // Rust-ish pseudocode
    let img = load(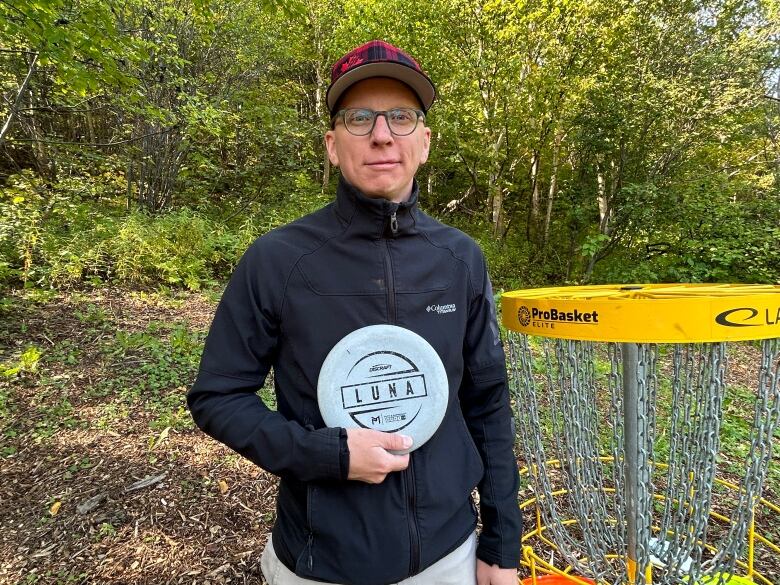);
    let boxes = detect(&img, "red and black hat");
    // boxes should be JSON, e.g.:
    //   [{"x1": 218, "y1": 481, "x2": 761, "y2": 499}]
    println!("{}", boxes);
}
[{"x1": 327, "y1": 40, "x2": 436, "y2": 115}]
